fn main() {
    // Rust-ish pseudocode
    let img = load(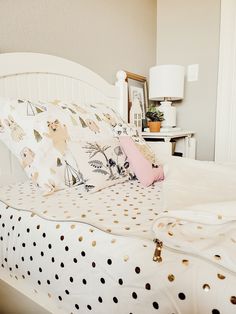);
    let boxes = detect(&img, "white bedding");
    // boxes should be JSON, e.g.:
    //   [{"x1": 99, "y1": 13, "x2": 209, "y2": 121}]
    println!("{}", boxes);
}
[
  {"x1": 1, "y1": 176, "x2": 236, "y2": 314},
  {"x1": 162, "y1": 156, "x2": 236, "y2": 210},
  {"x1": 153, "y1": 201, "x2": 236, "y2": 274},
  {"x1": 1, "y1": 51, "x2": 235, "y2": 314}
]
